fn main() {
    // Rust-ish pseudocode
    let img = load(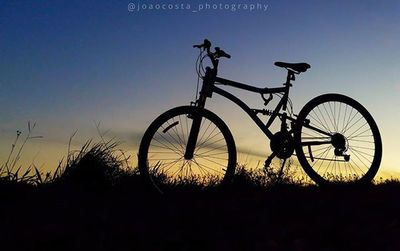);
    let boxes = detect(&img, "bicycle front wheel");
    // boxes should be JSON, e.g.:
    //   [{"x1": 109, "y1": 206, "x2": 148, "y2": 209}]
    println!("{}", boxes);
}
[
  {"x1": 294, "y1": 94, "x2": 382, "y2": 185},
  {"x1": 138, "y1": 106, "x2": 237, "y2": 191}
]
